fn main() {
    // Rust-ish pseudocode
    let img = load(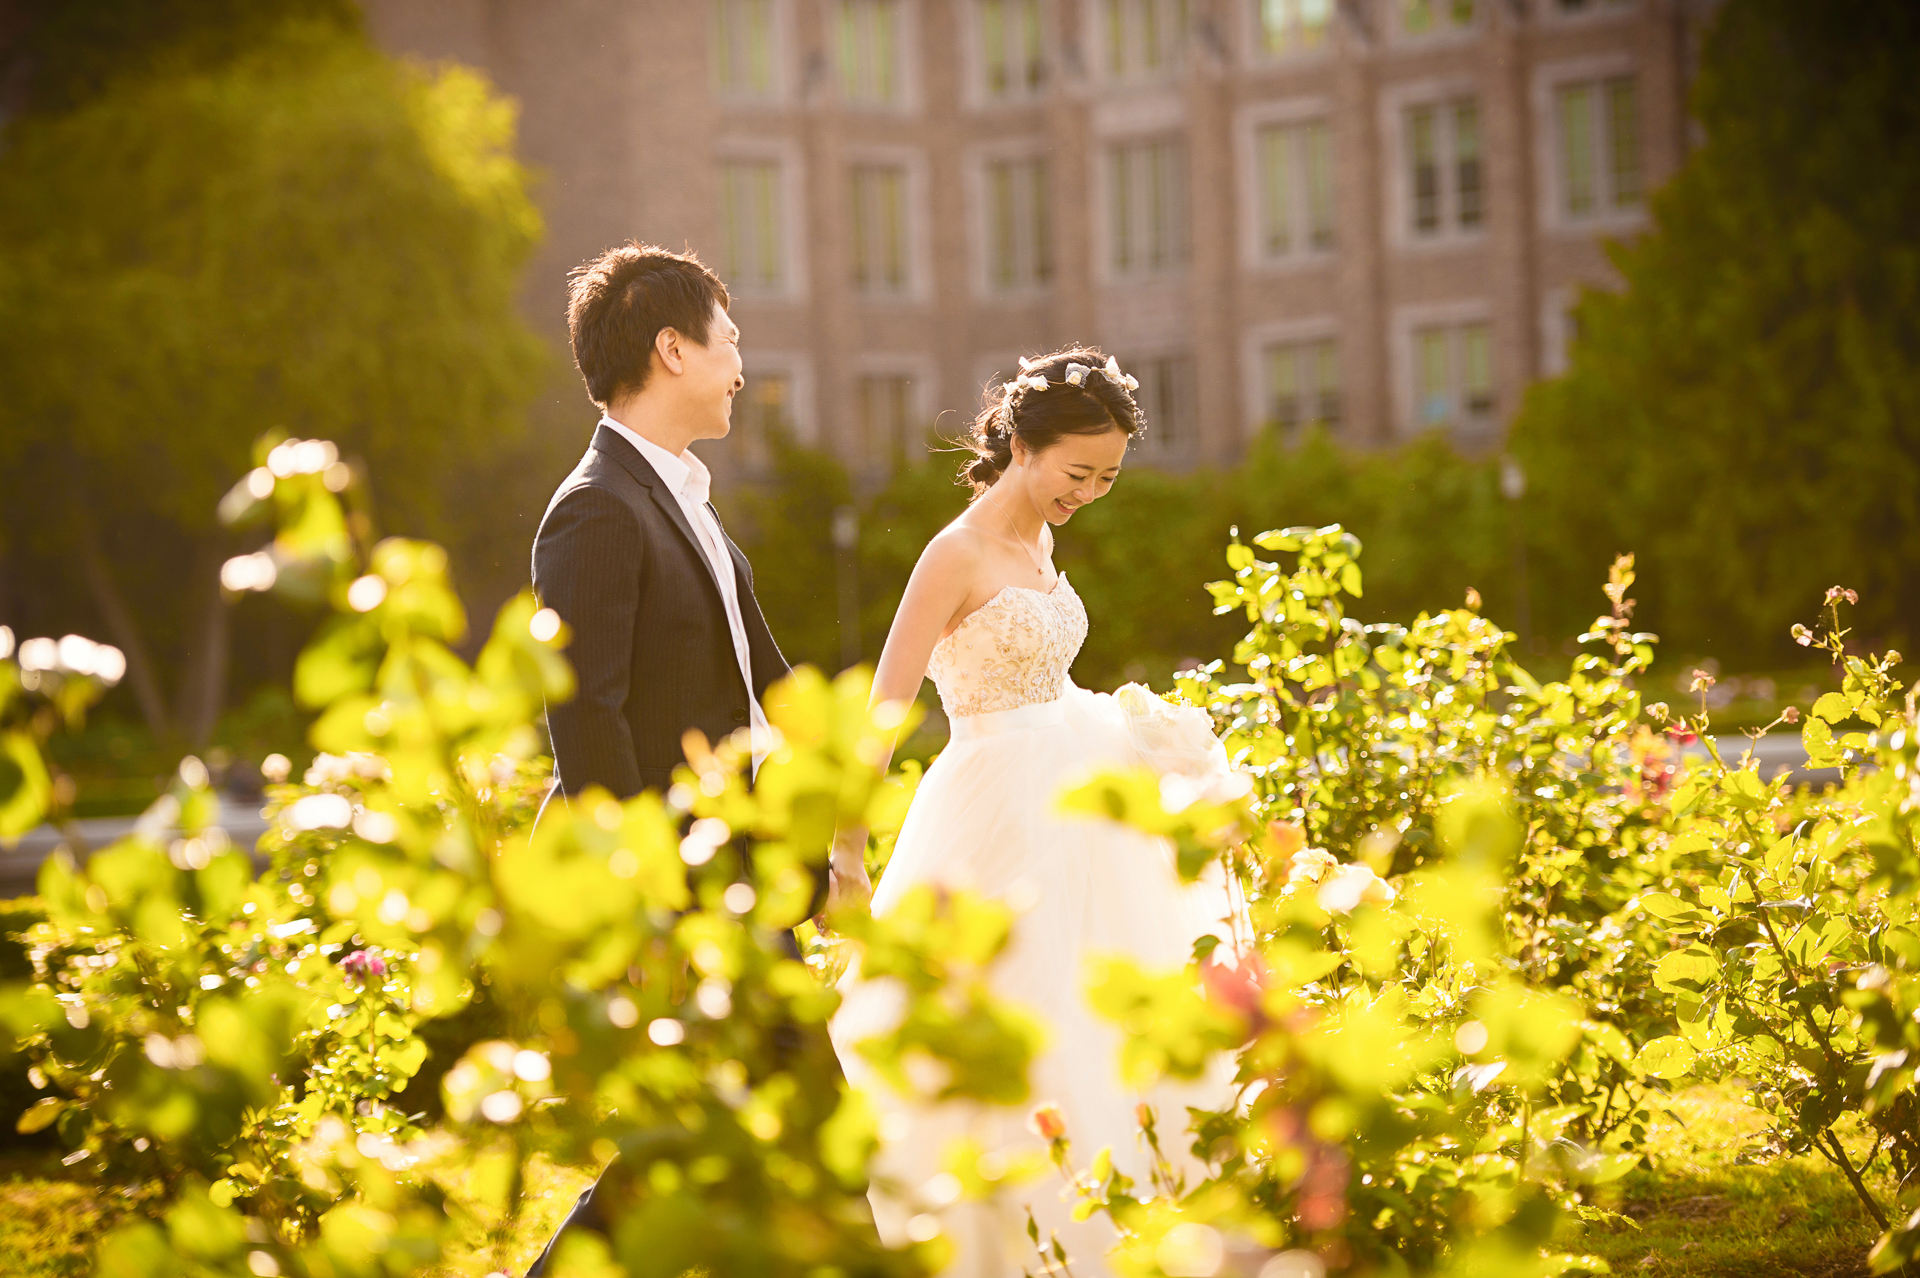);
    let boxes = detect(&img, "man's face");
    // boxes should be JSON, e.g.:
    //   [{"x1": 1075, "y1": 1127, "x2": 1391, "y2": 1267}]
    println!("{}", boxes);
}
[{"x1": 680, "y1": 300, "x2": 744, "y2": 441}]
